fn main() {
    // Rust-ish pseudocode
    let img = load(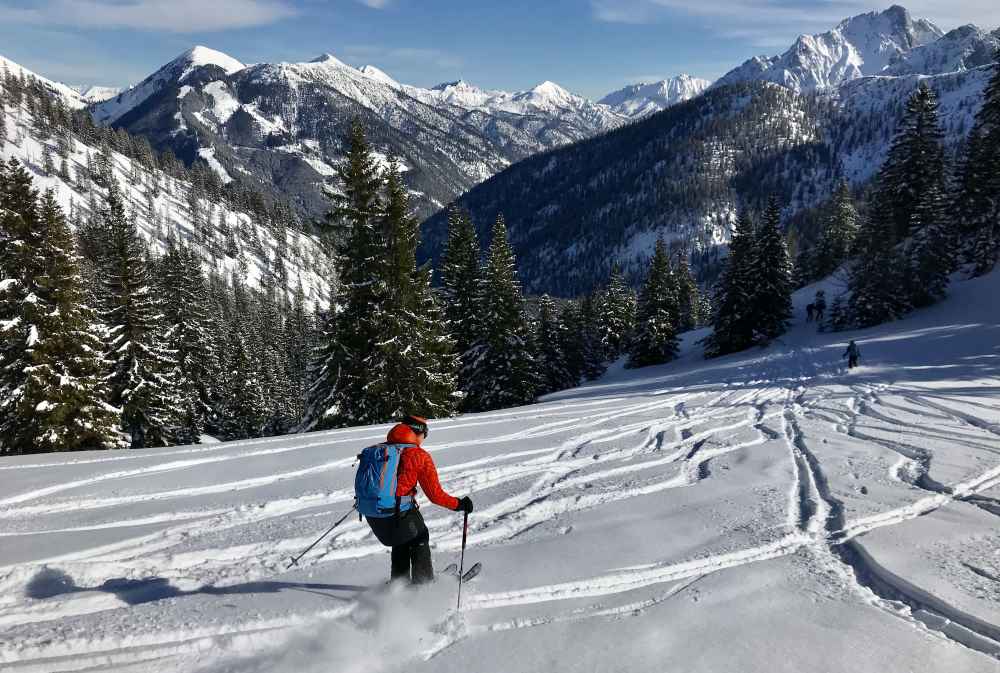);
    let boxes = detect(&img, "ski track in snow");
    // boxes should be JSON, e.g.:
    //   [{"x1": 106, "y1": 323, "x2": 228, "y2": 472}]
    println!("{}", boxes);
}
[{"x1": 3, "y1": 300, "x2": 1000, "y2": 670}]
